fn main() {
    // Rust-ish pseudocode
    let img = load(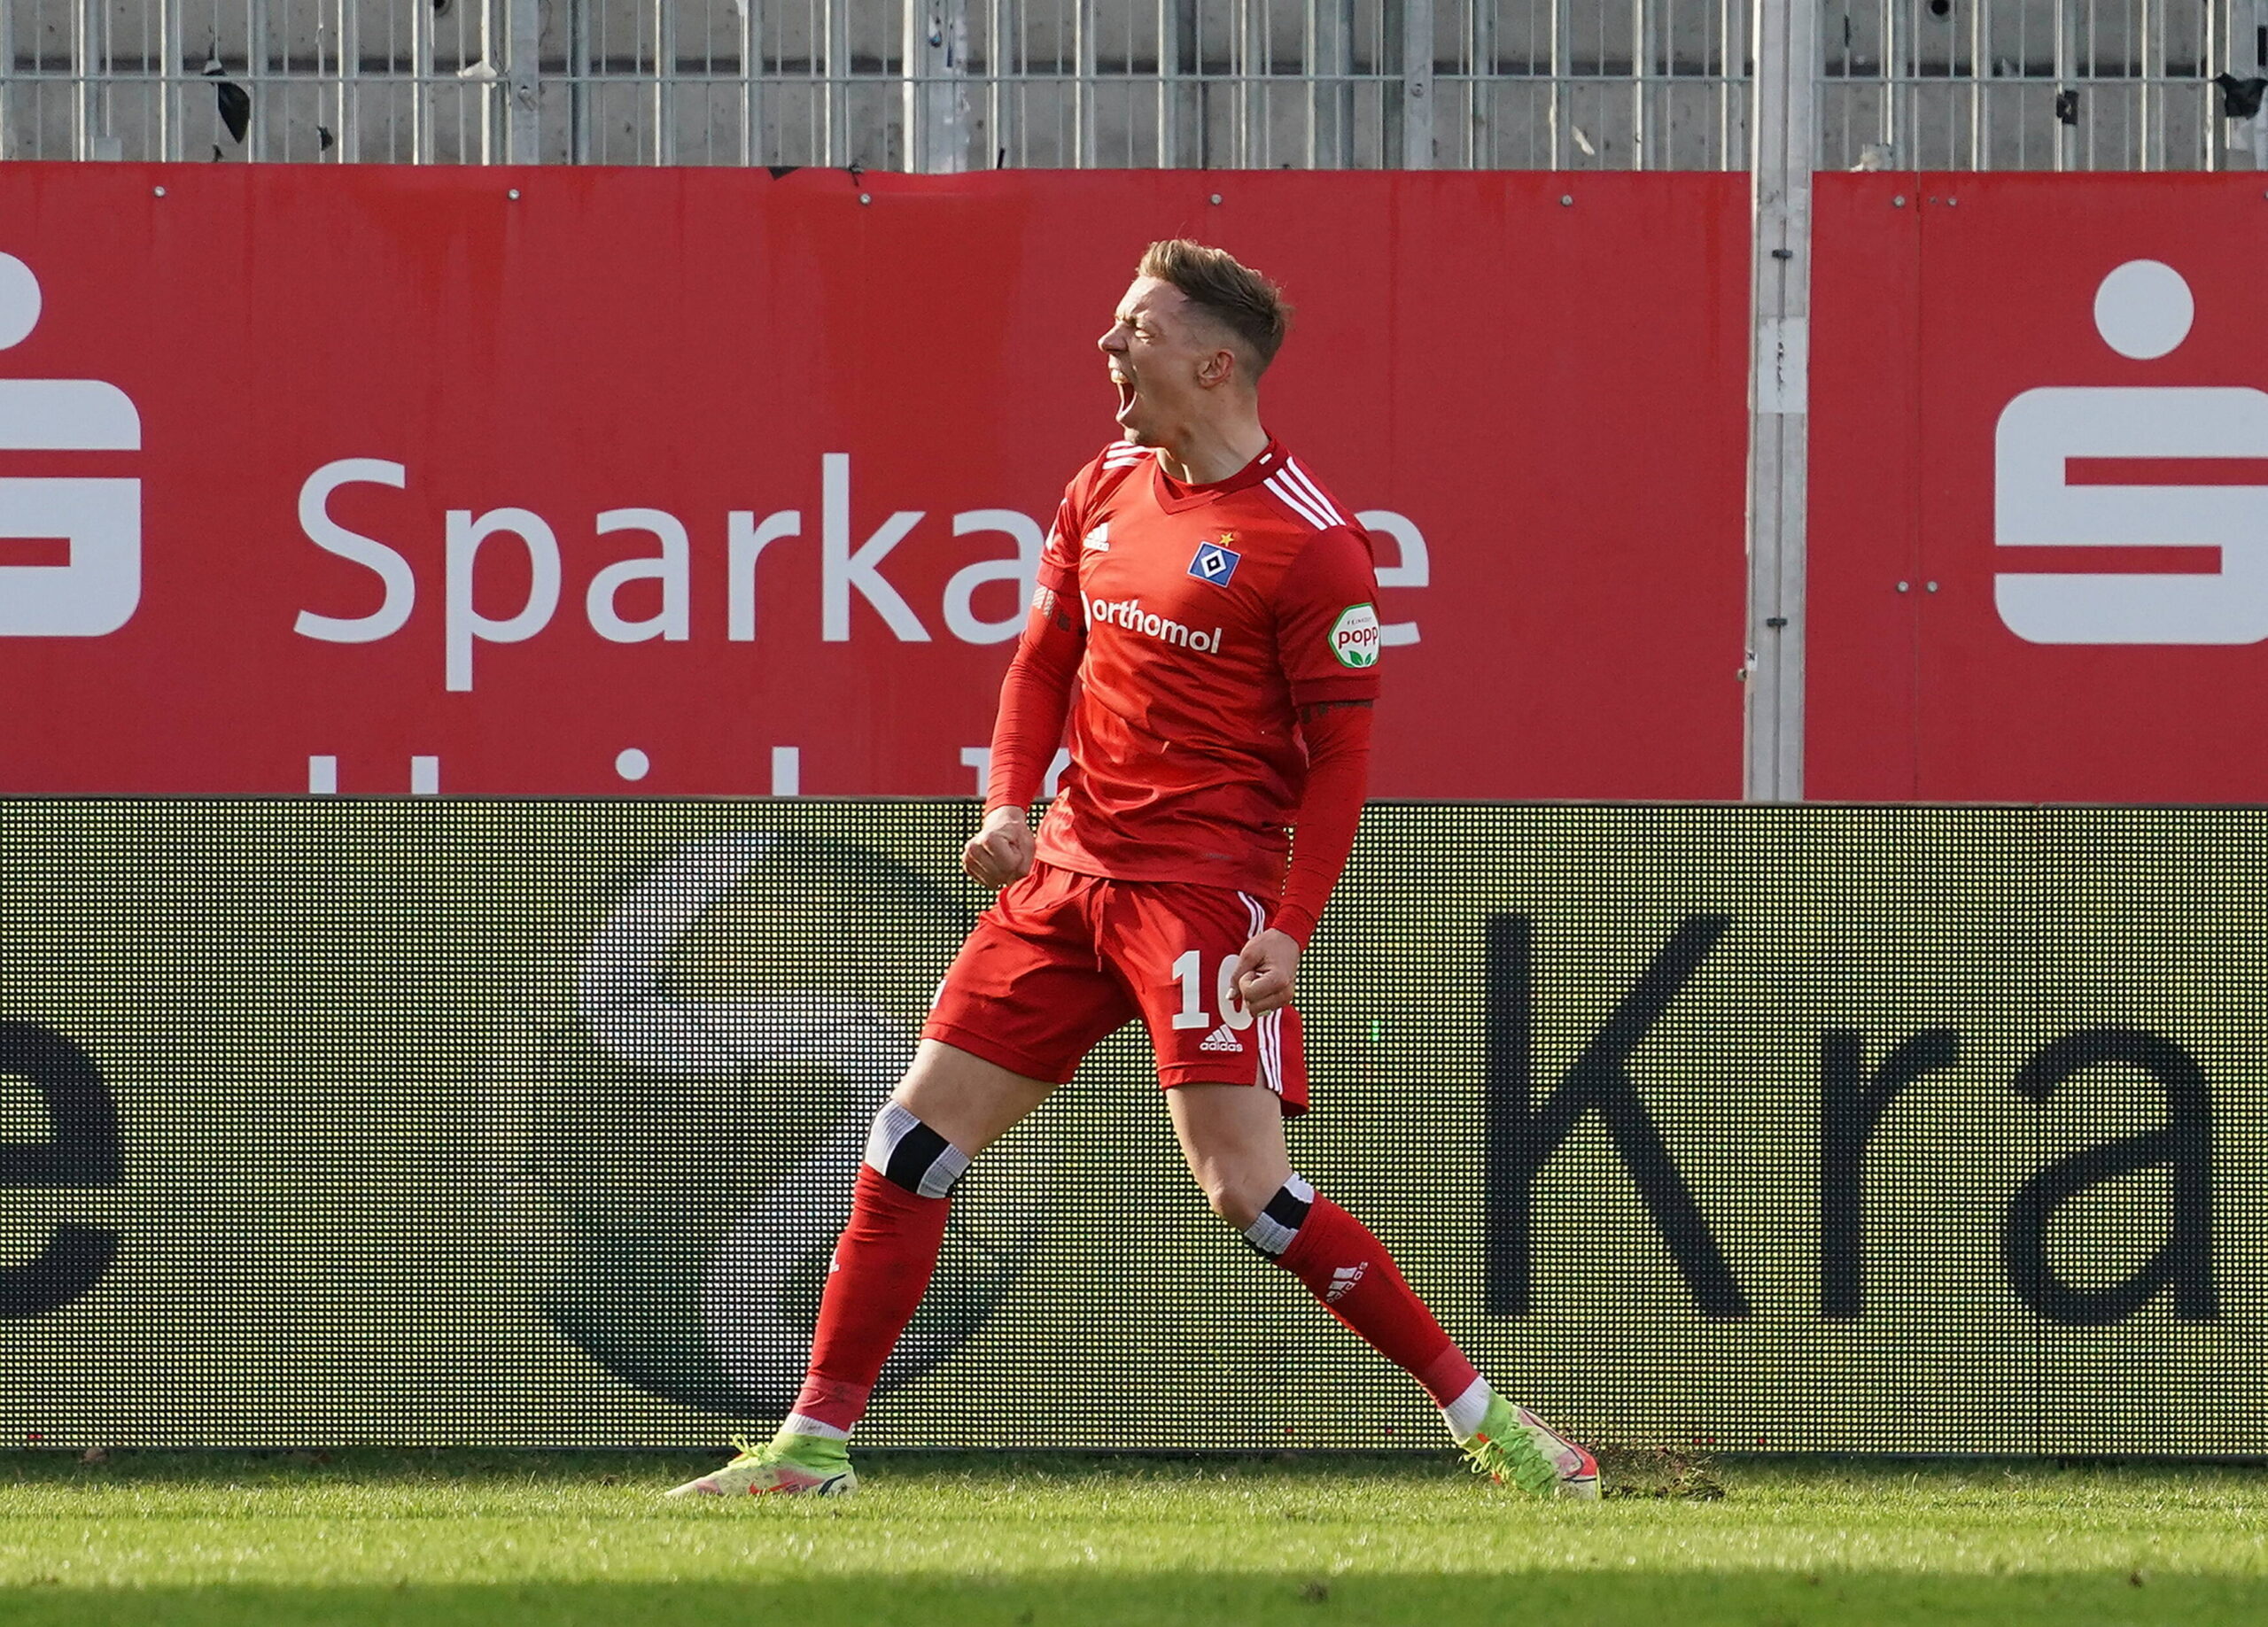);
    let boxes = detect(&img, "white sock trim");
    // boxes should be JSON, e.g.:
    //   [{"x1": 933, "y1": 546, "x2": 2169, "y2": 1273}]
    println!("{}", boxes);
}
[
  {"x1": 1442, "y1": 1376, "x2": 1493, "y2": 1442},
  {"x1": 780, "y1": 1412, "x2": 850, "y2": 1441},
  {"x1": 865, "y1": 1100, "x2": 972, "y2": 1198}
]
